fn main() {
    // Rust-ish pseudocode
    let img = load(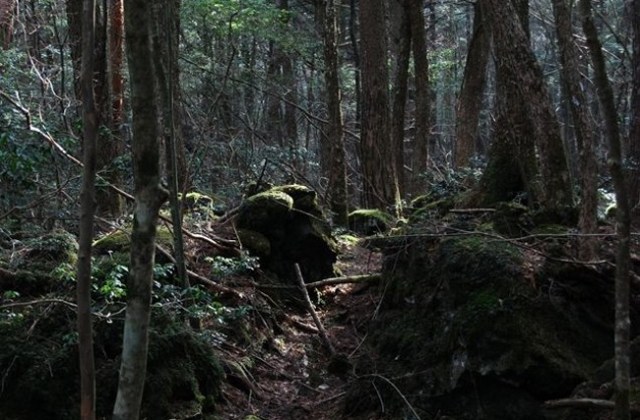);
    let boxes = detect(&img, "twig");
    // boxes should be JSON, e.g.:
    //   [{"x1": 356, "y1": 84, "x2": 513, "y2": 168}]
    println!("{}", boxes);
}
[
  {"x1": 360, "y1": 374, "x2": 421, "y2": 420},
  {"x1": 155, "y1": 244, "x2": 244, "y2": 299},
  {"x1": 304, "y1": 273, "x2": 382, "y2": 289},
  {"x1": 543, "y1": 398, "x2": 640, "y2": 412},
  {"x1": 294, "y1": 263, "x2": 336, "y2": 356}
]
